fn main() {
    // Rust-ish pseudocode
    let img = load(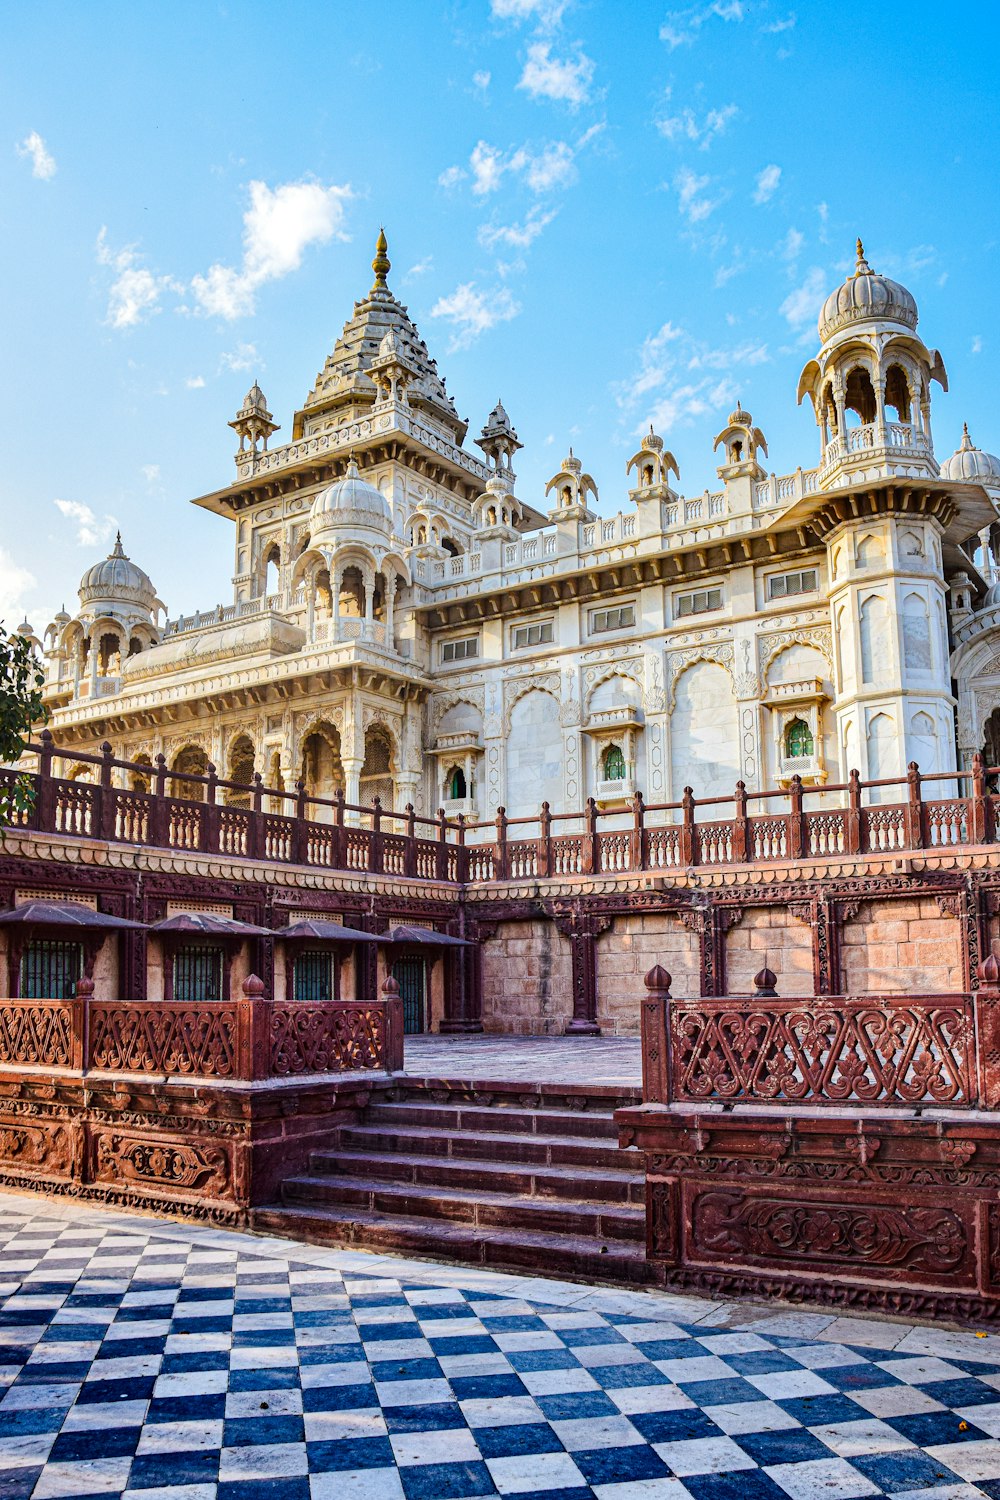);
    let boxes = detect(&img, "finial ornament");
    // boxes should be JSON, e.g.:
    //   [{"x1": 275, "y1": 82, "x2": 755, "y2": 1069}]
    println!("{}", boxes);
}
[
  {"x1": 854, "y1": 237, "x2": 872, "y2": 276},
  {"x1": 371, "y1": 227, "x2": 391, "y2": 290}
]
